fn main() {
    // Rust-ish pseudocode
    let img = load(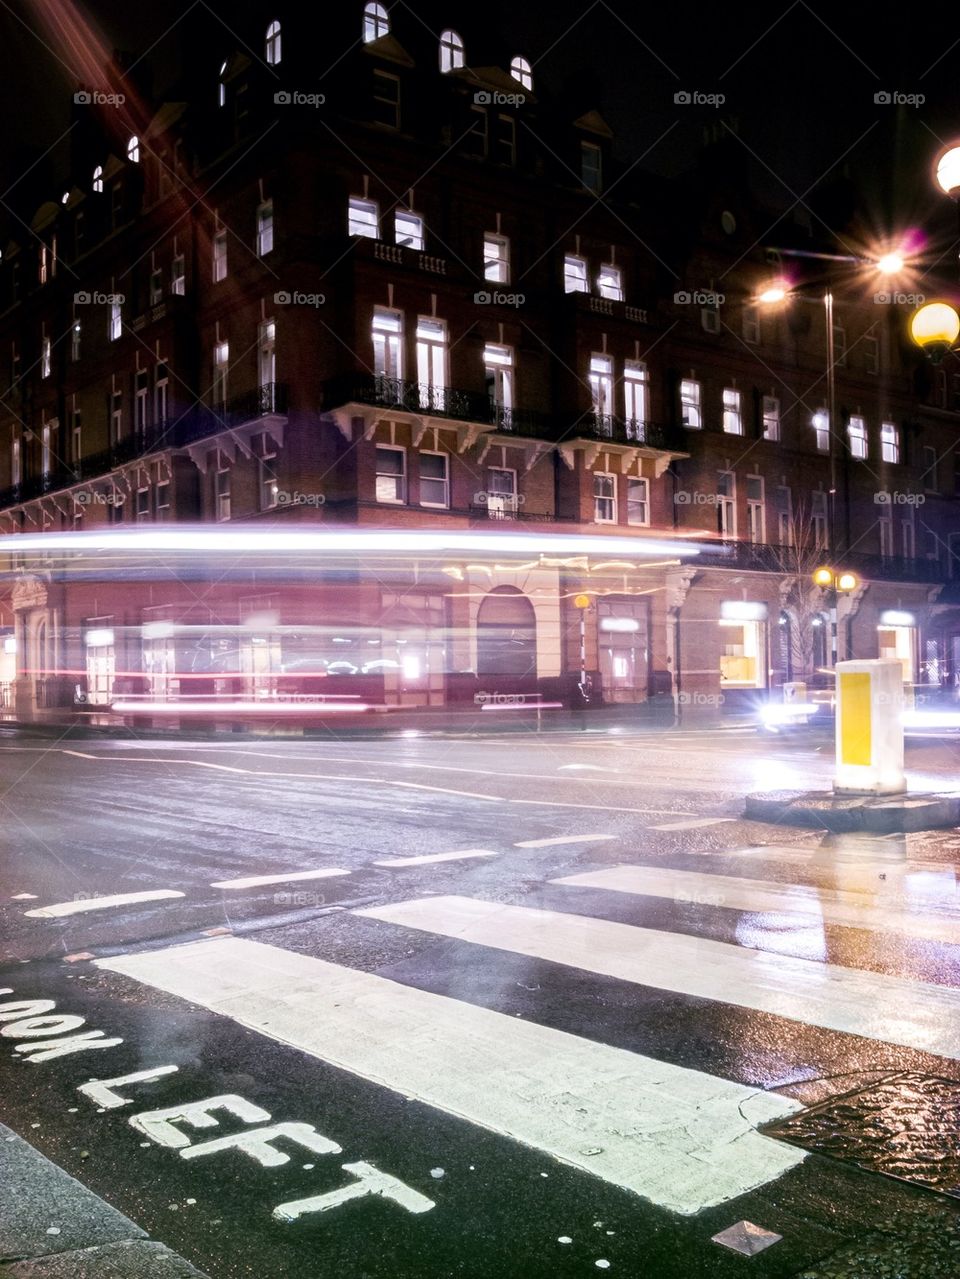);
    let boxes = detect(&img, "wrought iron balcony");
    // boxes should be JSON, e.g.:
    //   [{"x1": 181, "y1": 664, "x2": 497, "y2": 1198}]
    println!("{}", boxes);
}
[
  {"x1": 694, "y1": 539, "x2": 945, "y2": 584},
  {"x1": 0, "y1": 385, "x2": 288, "y2": 510},
  {"x1": 558, "y1": 412, "x2": 687, "y2": 452},
  {"x1": 324, "y1": 375, "x2": 552, "y2": 436}
]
